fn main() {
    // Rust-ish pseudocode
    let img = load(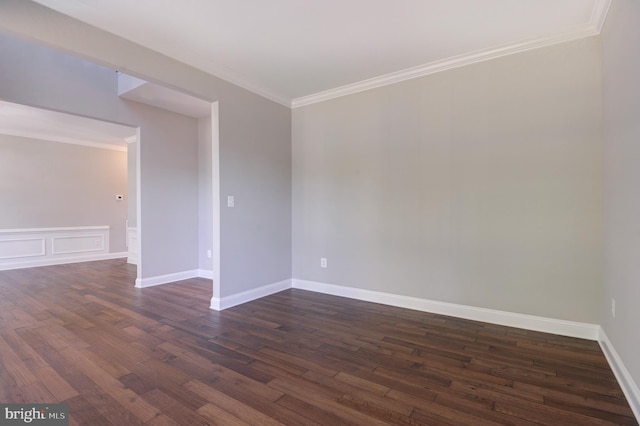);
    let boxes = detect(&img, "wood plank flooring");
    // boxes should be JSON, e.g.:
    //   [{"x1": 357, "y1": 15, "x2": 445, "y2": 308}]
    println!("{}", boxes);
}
[{"x1": 0, "y1": 259, "x2": 636, "y2": 425}]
